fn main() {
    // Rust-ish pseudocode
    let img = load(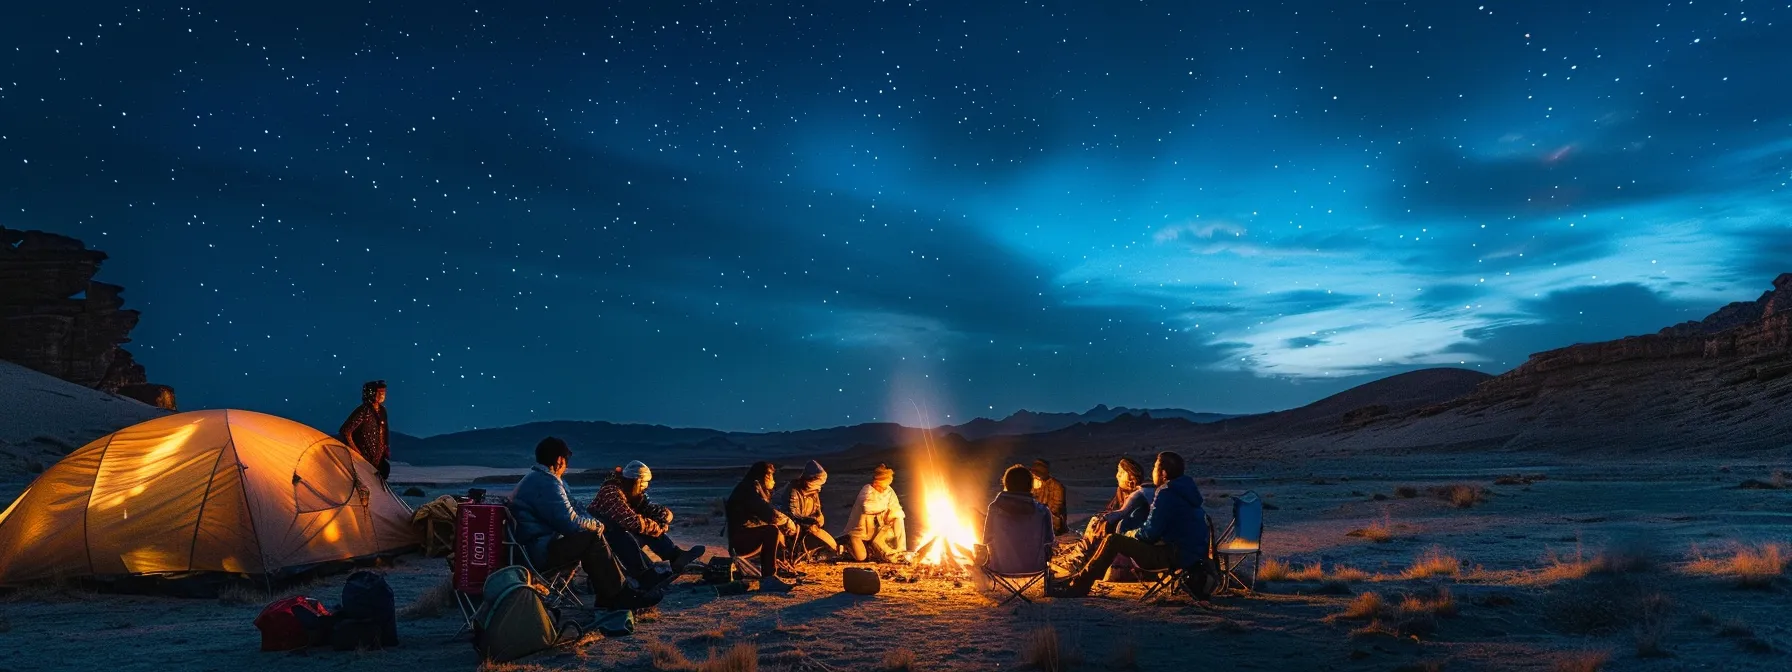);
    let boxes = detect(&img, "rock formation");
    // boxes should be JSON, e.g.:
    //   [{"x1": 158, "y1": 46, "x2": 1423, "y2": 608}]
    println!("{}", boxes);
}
[
  {"x1": 1343, "y1": 272, "x2": 1792, "y2": 455},
  {"x1": 0, "y1": 226, "x2": 175, "y2": 409}
]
